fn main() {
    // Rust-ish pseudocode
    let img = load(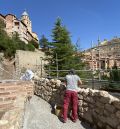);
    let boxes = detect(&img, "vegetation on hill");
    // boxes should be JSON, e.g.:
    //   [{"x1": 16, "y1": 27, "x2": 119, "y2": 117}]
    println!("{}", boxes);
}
[
  {"x1": 29, "y1": 39, "x2": 39, "y2": 49},
  {"x1": 44, "y1": 18, "x2": 85, "y2": 77},
  {"x1": 0, "y1": 19, "x2": 35, "y2": 58},
  {"x1": 101, "y1": 63, "x2": 120, "y2": 90}
]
